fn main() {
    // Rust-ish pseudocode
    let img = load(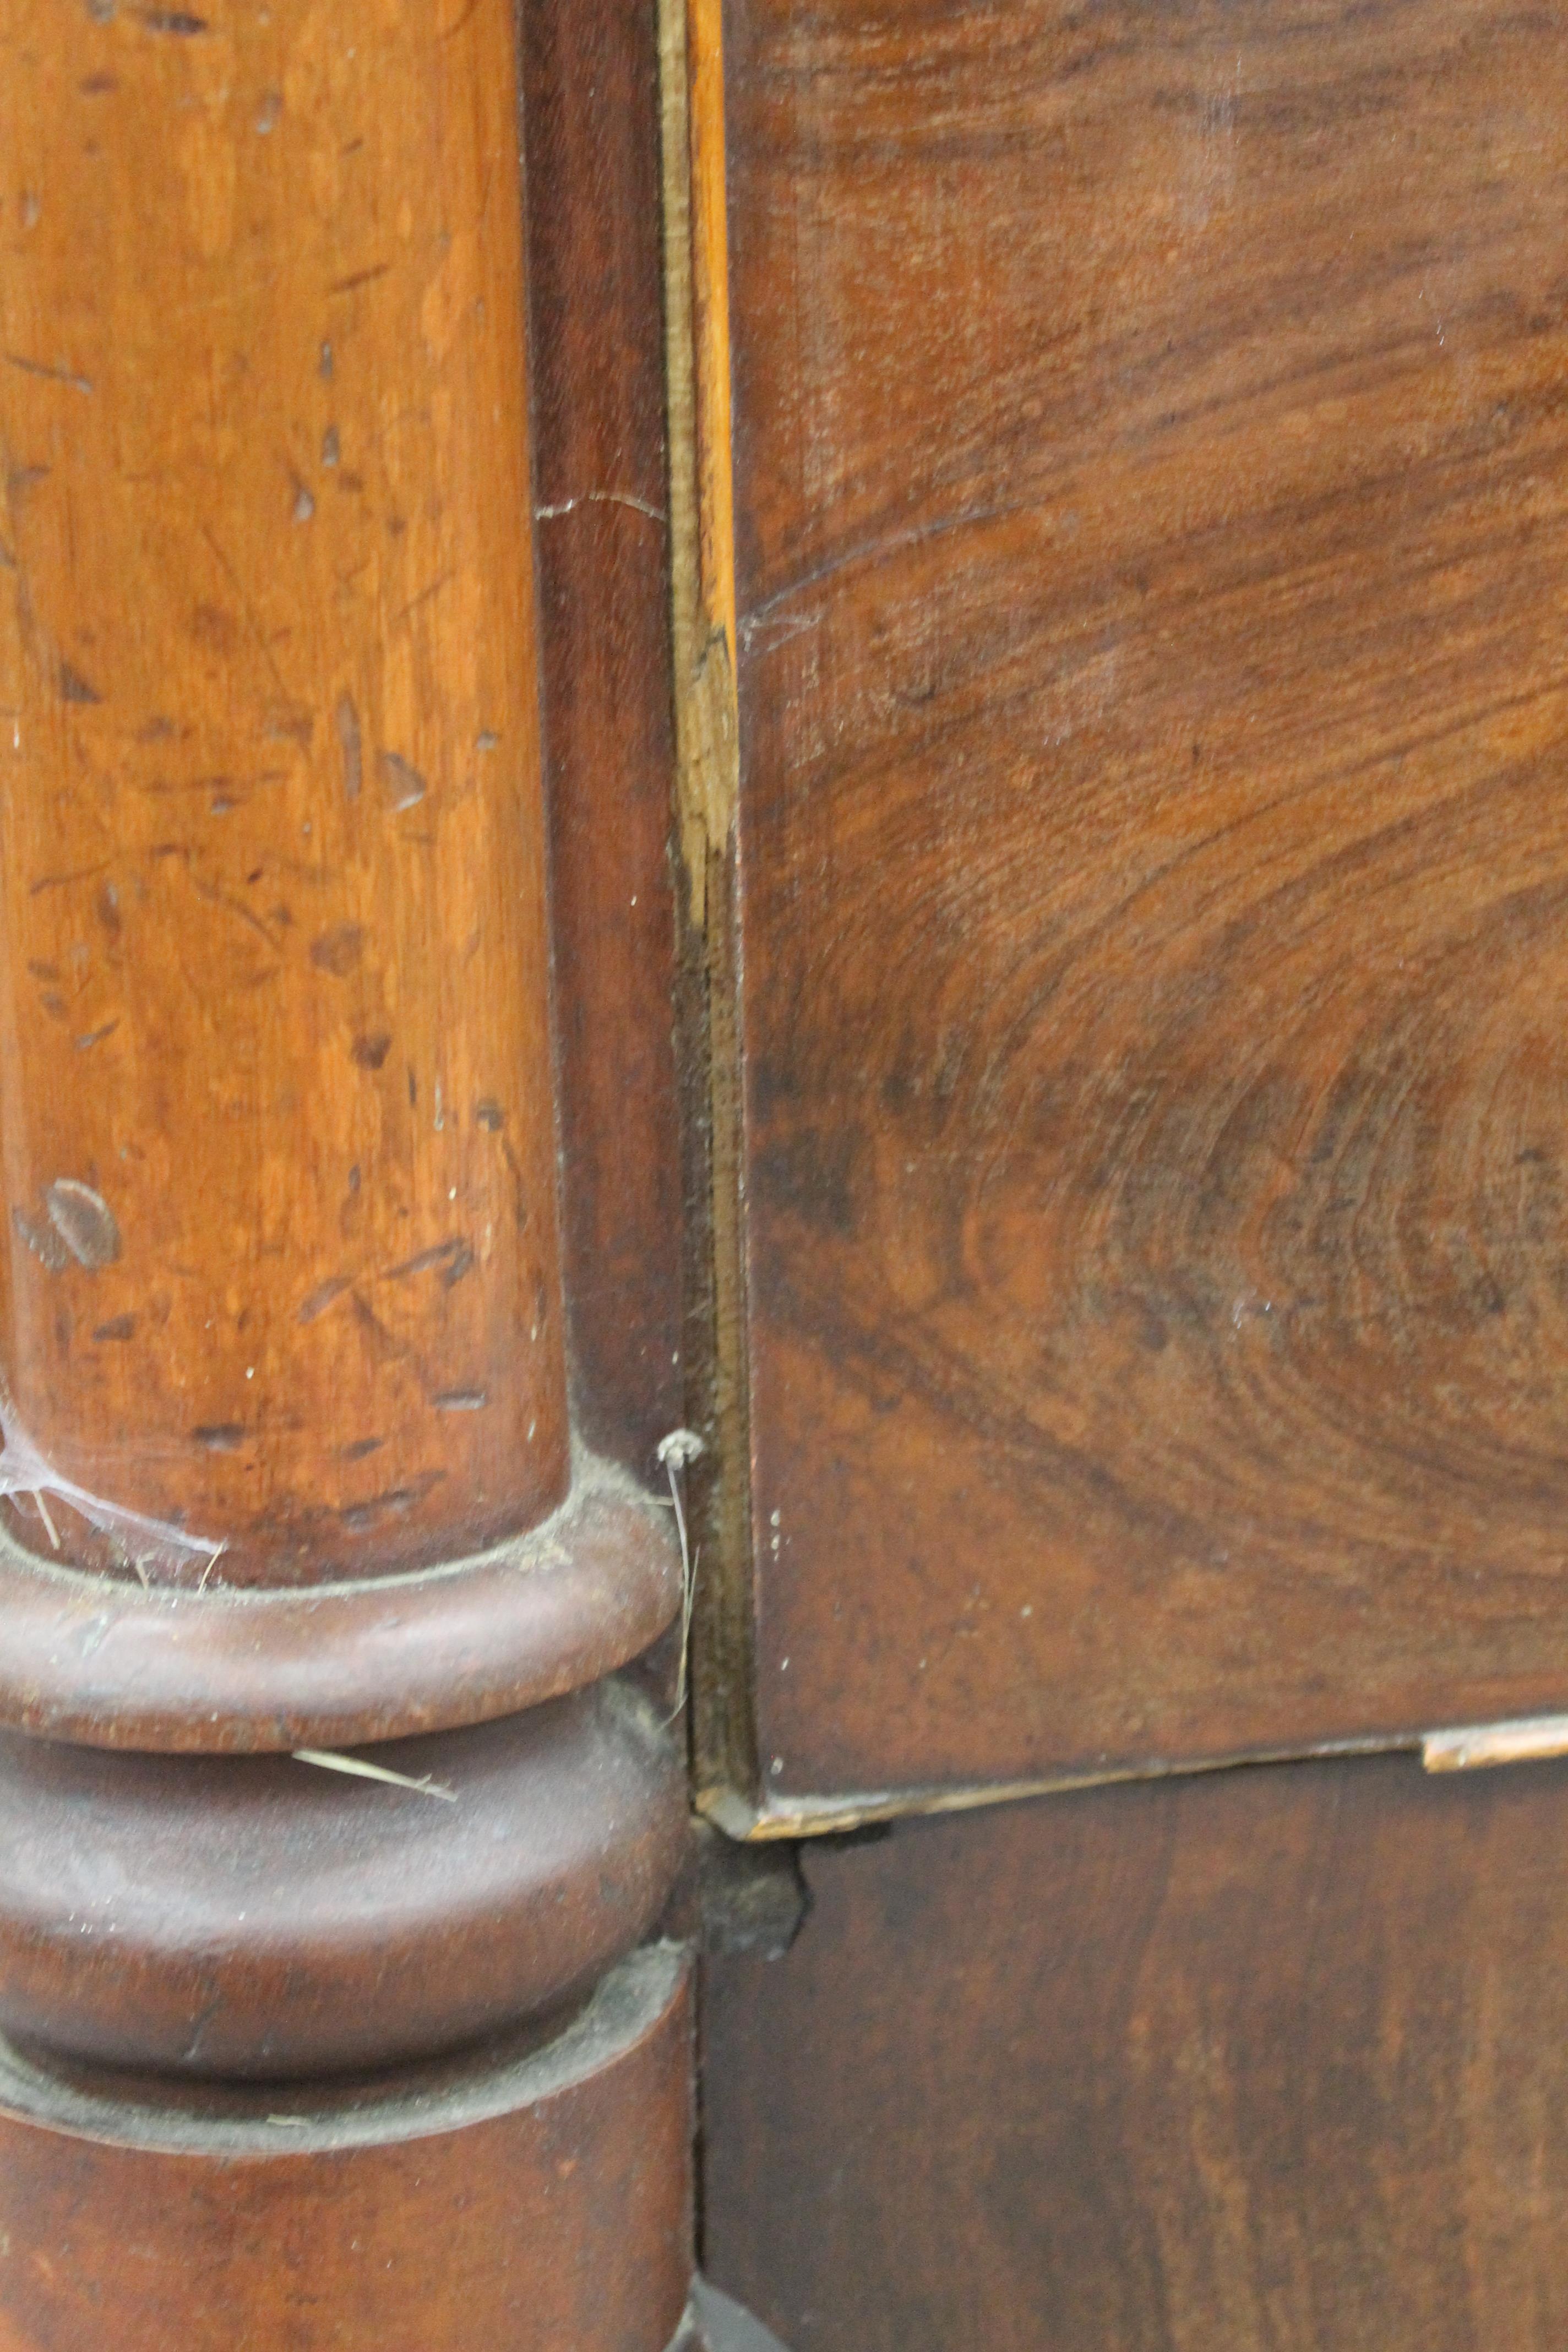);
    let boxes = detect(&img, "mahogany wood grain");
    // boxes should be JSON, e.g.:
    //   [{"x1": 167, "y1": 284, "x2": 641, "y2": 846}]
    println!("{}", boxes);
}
[
  {"x1": 524, "y1": 0, "x2": 684, "y2": 1478},
  {"x1": 0, "y1": 1945, "x2": 693, "y2": 2352},
  {"x1": 716, "y1": 0, "x2": 1568, "y2": 1800},
  {"x1": 704, "y1": 1756, "x2": 1568, "y2": 2351},
  {"x1": 0, "y1": 0, "x2": 566, "y2": 1583}
]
